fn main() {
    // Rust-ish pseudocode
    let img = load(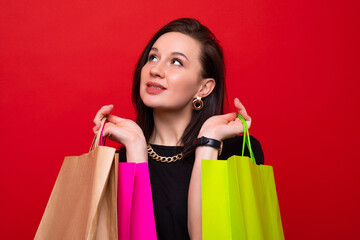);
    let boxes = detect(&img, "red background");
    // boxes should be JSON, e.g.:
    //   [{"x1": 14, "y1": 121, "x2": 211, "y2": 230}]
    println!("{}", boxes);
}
[{"x1": 1, "y1": 0, "x2": 359, "y2": 239}]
